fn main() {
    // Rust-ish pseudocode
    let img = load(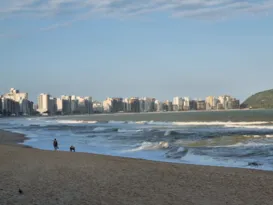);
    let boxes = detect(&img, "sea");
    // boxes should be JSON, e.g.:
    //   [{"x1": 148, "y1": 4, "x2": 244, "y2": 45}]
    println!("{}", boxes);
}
[{"x1": 1, "y1": 109, "x2": 273, "y2": 171}]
